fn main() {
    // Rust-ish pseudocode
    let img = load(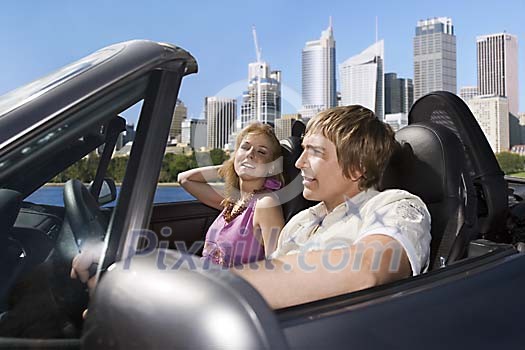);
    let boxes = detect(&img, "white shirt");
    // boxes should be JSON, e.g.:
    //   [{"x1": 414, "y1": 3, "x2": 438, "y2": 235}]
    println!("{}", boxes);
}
[{"x1": 271, "y1": 189, "x2": 432, "y2": 275}]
